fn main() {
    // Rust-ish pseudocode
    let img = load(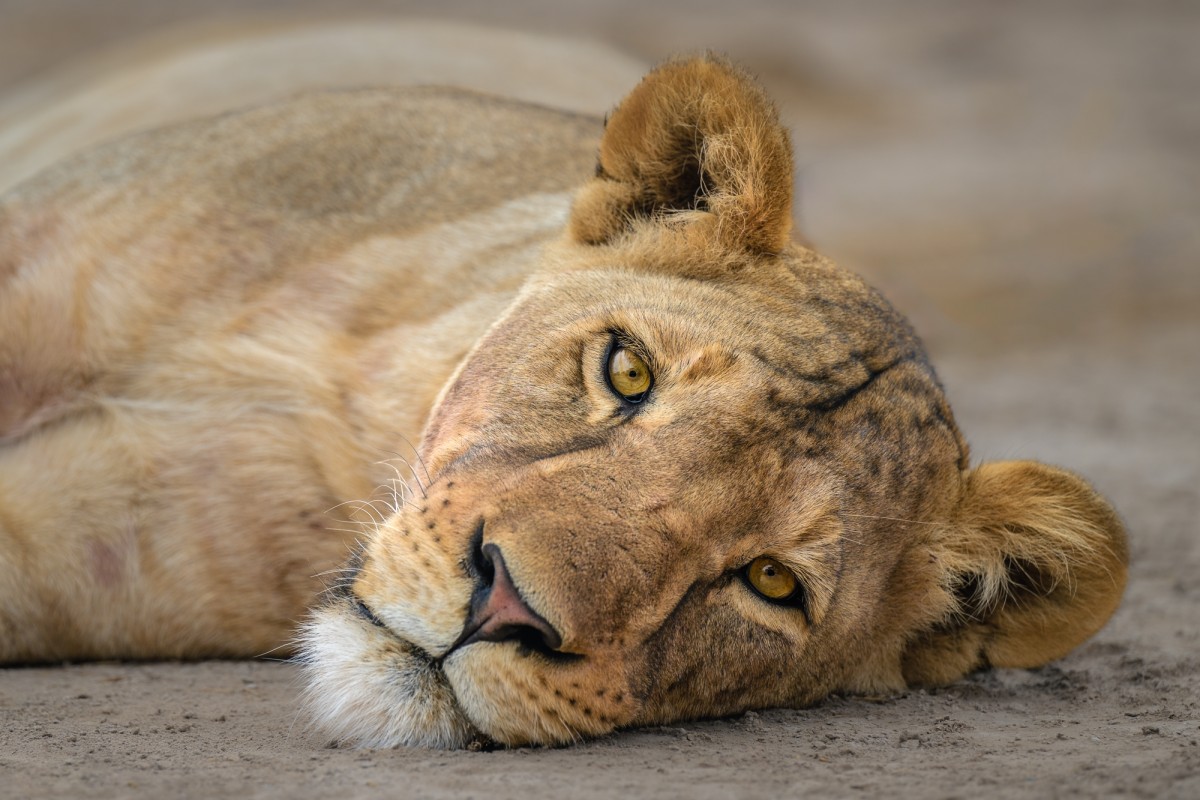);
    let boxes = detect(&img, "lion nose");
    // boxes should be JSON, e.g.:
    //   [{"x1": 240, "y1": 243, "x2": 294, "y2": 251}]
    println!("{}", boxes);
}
[{"x1": 455, "y1": 543, "x2": 563, "y2": 653}]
